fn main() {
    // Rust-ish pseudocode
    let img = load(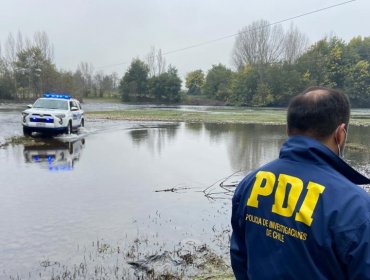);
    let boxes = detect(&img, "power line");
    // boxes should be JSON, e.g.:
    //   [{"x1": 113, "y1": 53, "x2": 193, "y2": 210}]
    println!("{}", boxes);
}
[
  {"x1": 163, "y1": 0, "x2": 356, "y2": 56},
  {"x1": 97, "y1": 0, "x2": 356, "y2": 69}
]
